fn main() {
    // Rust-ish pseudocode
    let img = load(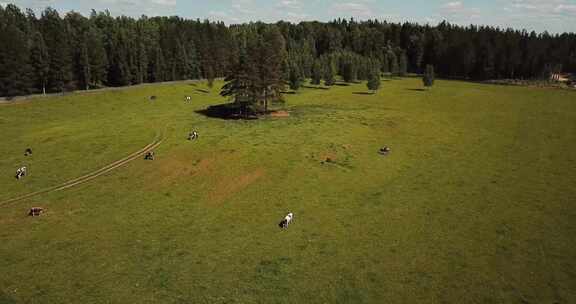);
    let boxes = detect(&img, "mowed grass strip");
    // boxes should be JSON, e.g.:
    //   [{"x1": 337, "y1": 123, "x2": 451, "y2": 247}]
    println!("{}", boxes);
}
[{"x1": 1, "y1": 78, "x2": 575, "y2": 303}]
